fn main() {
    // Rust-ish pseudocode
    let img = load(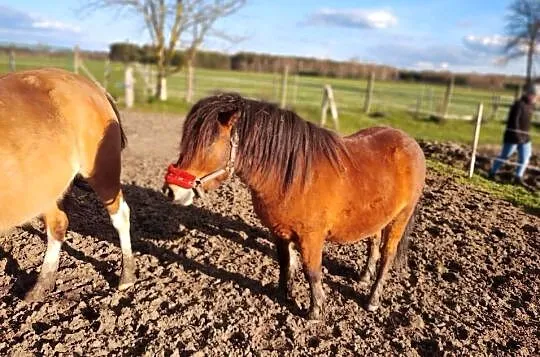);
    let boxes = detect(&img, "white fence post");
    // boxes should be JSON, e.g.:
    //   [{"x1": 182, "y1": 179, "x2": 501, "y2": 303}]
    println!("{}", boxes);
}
[
  {"x1": 468, "y1": 103, "x2": 484, "y2": 178},
  {"x1": 280, "y1": 65, "x2": 289, "y2": 108},
  {"x1": 9, "y1": 49, "x2": 15, "y2": 72},
  {"x1": 73, "y1": 45, "x2": 80, "y2": 74},
  {"x1": 321, "y1": 84, "x2": 339, "y2": 130},
  {"x1": 125, "y1": 66, "x2": 135, "y2": 108},
  {"x1": 160, "y1": 77, "x2": 167, "y2": 101}
]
